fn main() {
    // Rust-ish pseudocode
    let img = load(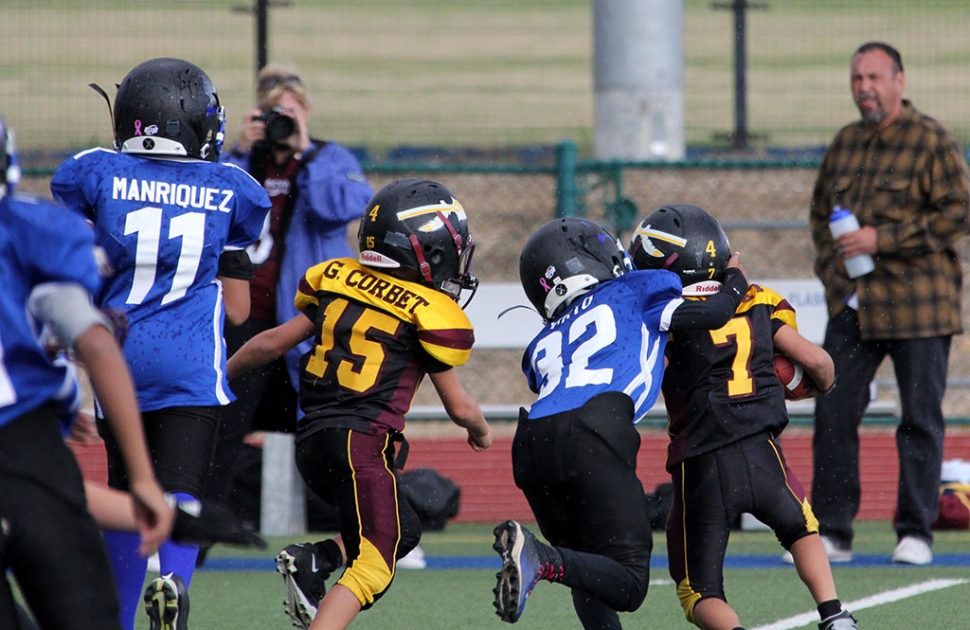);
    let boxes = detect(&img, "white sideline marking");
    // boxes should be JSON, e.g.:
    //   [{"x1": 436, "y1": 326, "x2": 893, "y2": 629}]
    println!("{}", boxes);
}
[{"x1": 750, "y1": 578, "x2": 969, "y2": 630}]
